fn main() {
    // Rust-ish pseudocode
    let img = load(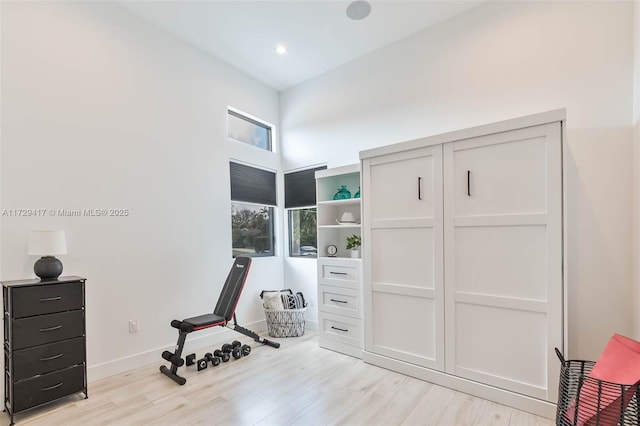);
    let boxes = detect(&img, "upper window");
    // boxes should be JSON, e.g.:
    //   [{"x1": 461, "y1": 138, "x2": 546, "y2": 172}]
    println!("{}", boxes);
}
[
  {"x1": 230, "y1": 162, "x2": 277, "y2": 258},
  {"x1": 285, "y1": 166, "x2": 326, "y2": 258},
  {"x1": 228, "y1": 109, "x2": 272, "y2": 152}
]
